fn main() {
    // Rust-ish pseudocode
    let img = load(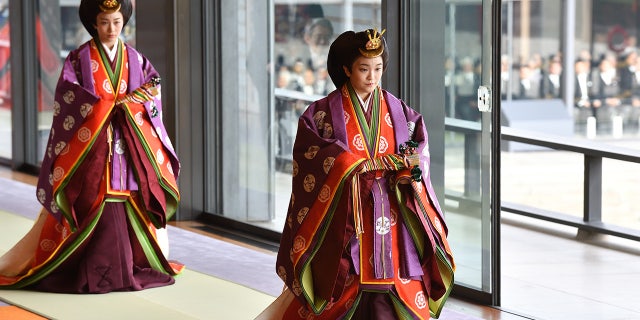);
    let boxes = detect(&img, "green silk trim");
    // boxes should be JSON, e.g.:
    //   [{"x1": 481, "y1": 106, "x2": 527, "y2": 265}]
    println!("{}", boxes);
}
[
  {"x1": 123, "y1": 107, "x2": 180, "y2": 223},
  {"x1": 298, "y1": 159, "x2": 364, "y2": 314},
  {"x1": 346, "y1": 82, "x2": 381, "y2": 154},
  {"x1": 95, "y1": 39, "x2": 124, "y2": 90},
  {"x1": 124, "y1": 202, "x2": 169, "y2": 274}
]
